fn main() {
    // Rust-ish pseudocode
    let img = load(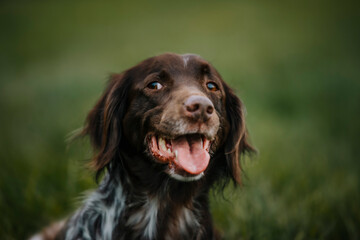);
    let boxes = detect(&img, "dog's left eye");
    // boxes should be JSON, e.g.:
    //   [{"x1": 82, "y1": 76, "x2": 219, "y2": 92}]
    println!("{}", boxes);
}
[
  {"x1": 206, "y1": 82, "x2": 219, "y2": 92},
  {"x1": 147, "y1": 81, "x2": 163, "y2": 90}
]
